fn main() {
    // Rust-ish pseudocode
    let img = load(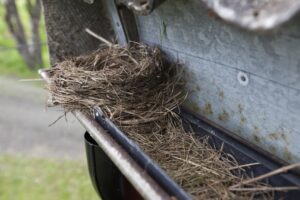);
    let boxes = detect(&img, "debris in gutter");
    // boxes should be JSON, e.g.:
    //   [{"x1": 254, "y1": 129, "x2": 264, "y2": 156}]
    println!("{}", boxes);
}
[{"x1": 44, "y1": 40, "x2": 299, "y2": 199}]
